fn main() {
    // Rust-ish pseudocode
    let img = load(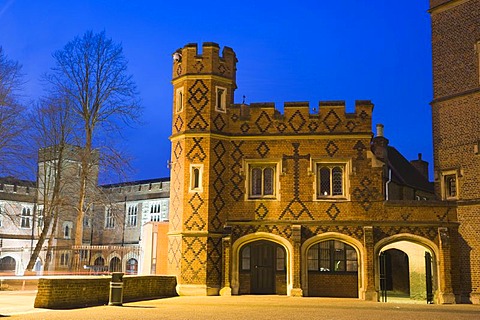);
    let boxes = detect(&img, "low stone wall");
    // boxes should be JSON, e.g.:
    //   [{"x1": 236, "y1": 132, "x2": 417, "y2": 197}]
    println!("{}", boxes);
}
[
  {"x1": 0, "y1": 278, "x2": 39, "y2": 291},
  {"x1": 34, "y1": 275, "x2": 177, "y2": 309}
]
